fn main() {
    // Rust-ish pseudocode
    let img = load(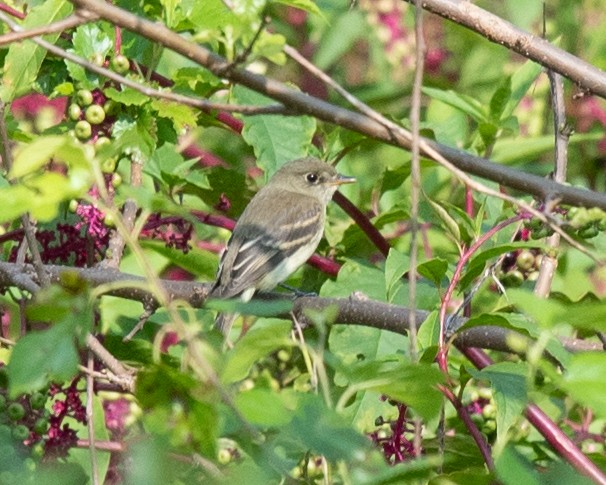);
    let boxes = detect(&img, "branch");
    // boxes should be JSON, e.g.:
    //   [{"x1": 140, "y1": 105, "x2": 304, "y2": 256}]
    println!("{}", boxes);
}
[
  {"x1": 409, "y1": 0, "x2": 606, "y2": 98},
  {"x1": 0, "y1": 261, "x2": 600, "y2": 356},
  {"x1": 69, "y1": 0, "x2": 606, "y2": 211}
]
